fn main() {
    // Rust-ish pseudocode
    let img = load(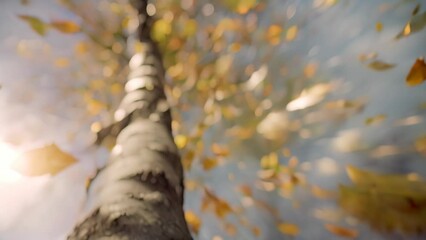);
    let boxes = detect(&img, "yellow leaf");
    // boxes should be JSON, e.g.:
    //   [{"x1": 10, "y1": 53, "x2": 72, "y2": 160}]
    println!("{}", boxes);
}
[
  {"x1": 110, "y1": 83, "x2": 123, "y2": 95},
  {"x1": 87, "y1": 98, "x2": 106, "y2": 115},
  {"x1": 415, "y1": 135, "x2": 426, "y2": 155},
  {"x1": 260, "y1": 152, "x2": 279, "y2": 169},
  {"x1": 277, "y1": 222, "x2": 299, "y2": 236},
  {"x1": 367, "y1": 60, "x2": 395, "y2": 71},
  {"x1": 152, "y1": 19, "x2": 171, "y2": 42},
  {"x1": 286, "y1": 25, "x2": 298, "y2": 41},
  {"x1": 211, "y1": 143, "x2": 230, "y2": 157},
  {"x1": 50, "y1": 20, "x2": 80, "y2": 33},
  {"x1": 311, "y1": 185, "x2": 335, "y2": 199},
  {"x1": 202, "y1": 157, "x2": 218, "y2": 171},
  {"x1": 182, "y1": 19, "x2": 197, "y2": 37},
  {"x1": 54, "y1": 57, "x2": 70, "y2": 68},
  {"x1": 11, "y1": 144, "x2": 76, "y2": 176},
  {"x1": 18, "y1": 15, "x2": 47, "y2": 36},
  {"x1": 375, "y1": 22, "x2": 383, "y2": 32},
  {"x1": 185, "y1": 211, "x2": 201, "y2": 234},
  {"x1": 340, "y1": 165, "x2": 426, "y2": 233},
  {"x1": 395, "y1": 11, "x2": 426, "y2": 39},
  {"x1": 74, "y1": 41, "x2": 88, "y2": 55},
  {"x1": 365, "y1": 114, "x2": 387, "y2": 125},
  {"x1": 174, "y1": 135, "x2": 188, "y2": 149},
  {"x1": 325, "y1": 224, "x2": 358, "y2": 238},
  {"x1": 406, "y1": 58, "x2": 426, "y2": 86},
  {"x1": 266, "y1": 24, "x2": 282, "y2": 45}
]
